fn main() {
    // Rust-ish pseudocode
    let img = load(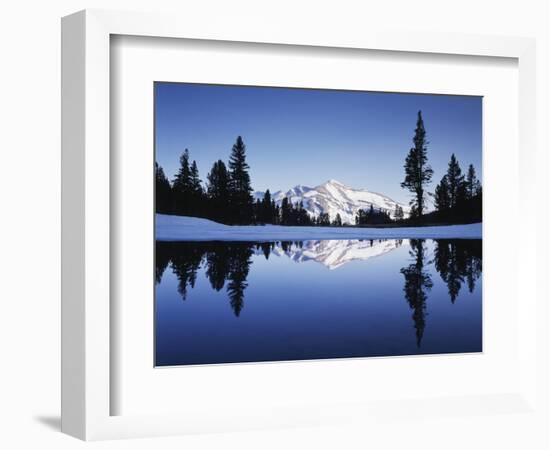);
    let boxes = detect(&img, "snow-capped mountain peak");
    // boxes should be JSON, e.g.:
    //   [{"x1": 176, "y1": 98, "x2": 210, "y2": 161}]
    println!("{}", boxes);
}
[
  {"x1": 325, "y1": 179, "x2": 345, "y2": 186},
  {"x1": 254, "y1": 179, "x2": 409, "y2": 224}
]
